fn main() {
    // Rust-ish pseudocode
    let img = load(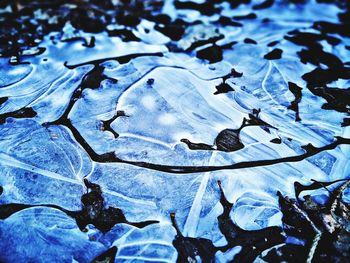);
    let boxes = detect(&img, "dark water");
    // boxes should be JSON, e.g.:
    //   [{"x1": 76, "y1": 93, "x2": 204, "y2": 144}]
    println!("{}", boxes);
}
[{"x1": 0, "y1": 0, "x2": 349, "y2": 262}]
